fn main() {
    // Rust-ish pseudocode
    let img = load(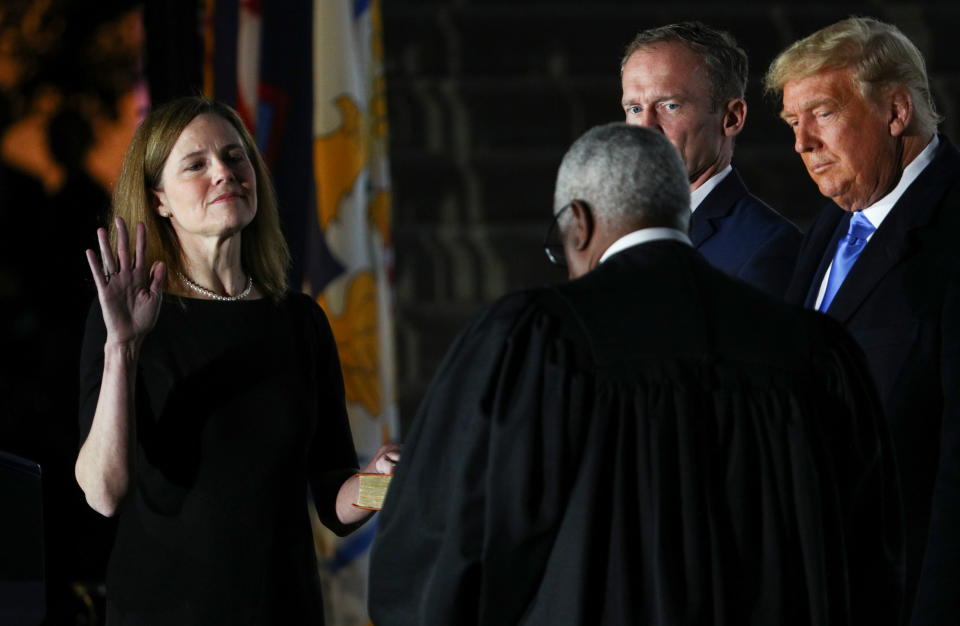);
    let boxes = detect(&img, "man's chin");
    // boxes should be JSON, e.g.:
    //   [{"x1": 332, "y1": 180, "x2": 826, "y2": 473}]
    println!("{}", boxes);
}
[
  {"x1": 814, "y1": 181, "x2": 857, "y2": 211},
  {"x1": 829, "y1": 196, "x2": 861, "y2": 212}
]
